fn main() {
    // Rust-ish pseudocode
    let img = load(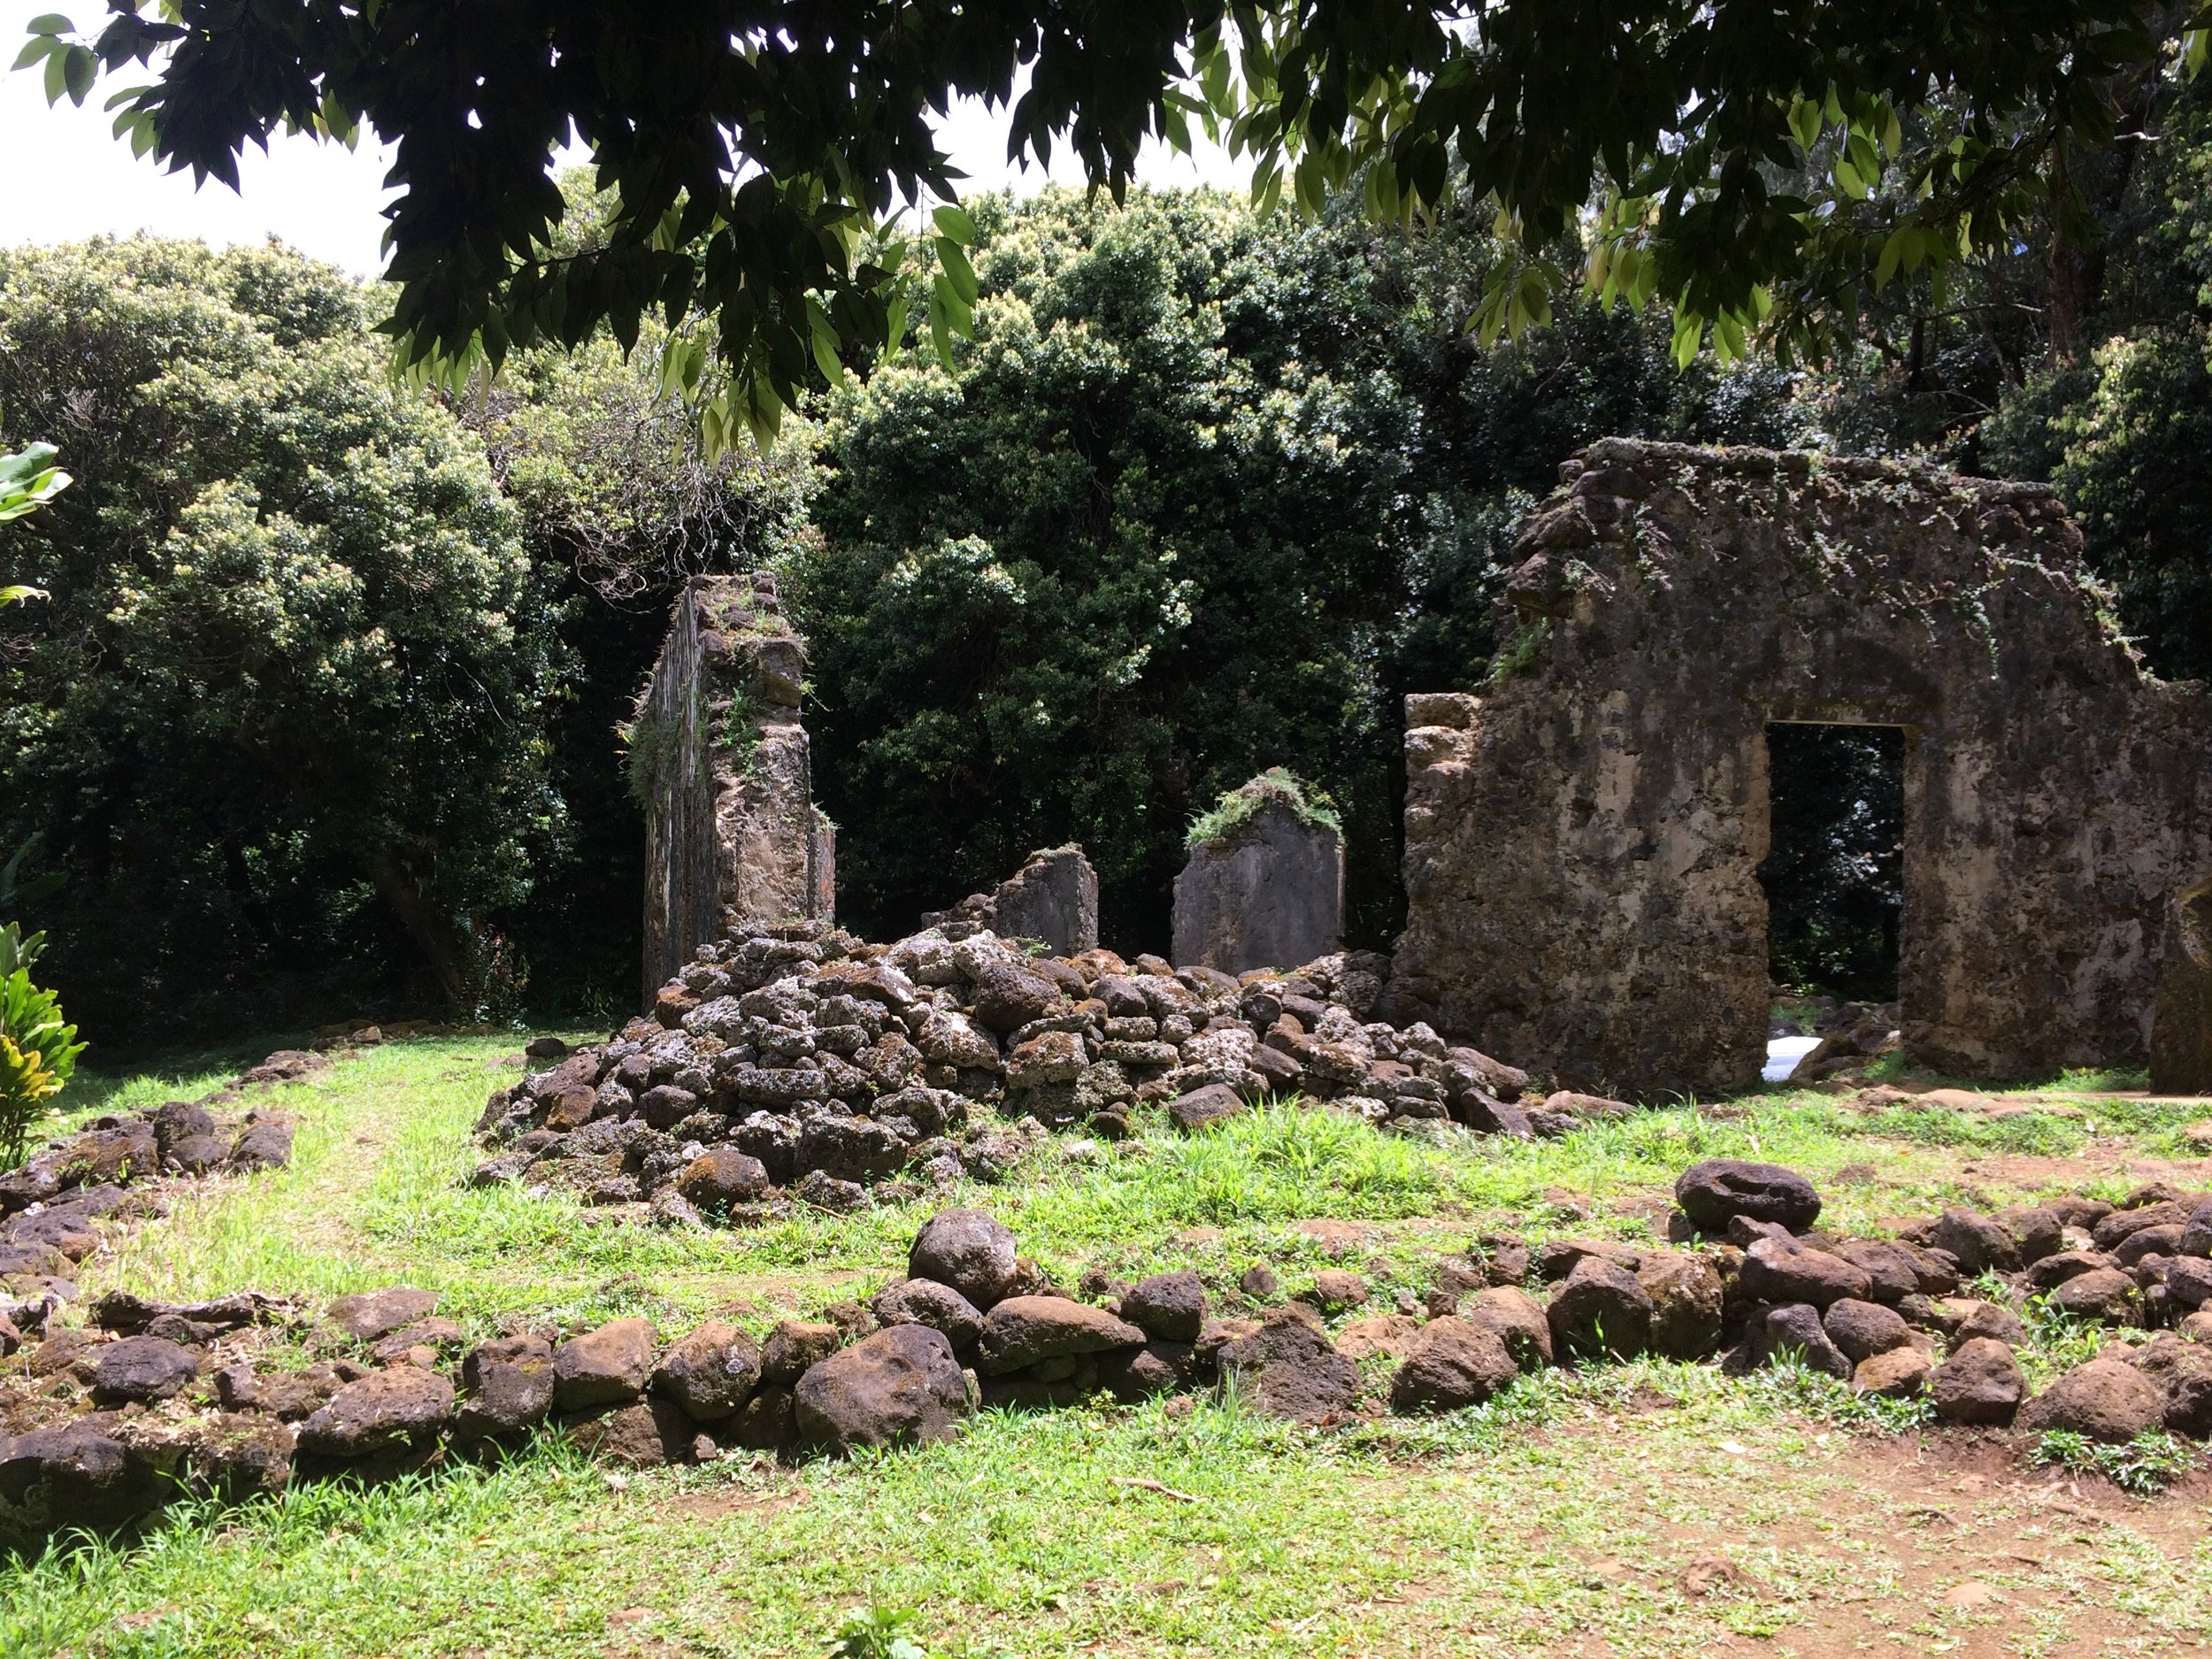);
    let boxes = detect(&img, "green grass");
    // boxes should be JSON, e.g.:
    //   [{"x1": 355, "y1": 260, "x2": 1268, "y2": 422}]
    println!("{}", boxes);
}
[{"x1": 13, "y1": 1038, "x2": 2212, "y2": 1657}]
